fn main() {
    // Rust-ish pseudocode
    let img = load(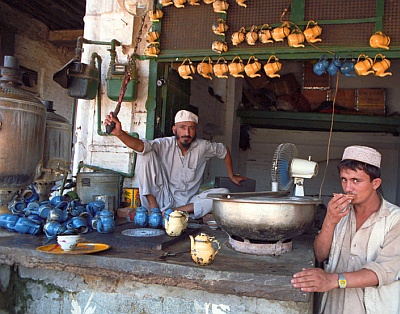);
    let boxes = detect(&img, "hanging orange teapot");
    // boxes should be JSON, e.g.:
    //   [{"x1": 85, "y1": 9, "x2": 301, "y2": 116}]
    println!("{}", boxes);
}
[
  {"x1": 228, "y1": 56, "x2": 245, "y2": 78},
  {"x1": 212, "y1": 18, "x2": 229, "y2": 35},
  {"x1": 149, "y1": 8, "x2": 164, "y2": 21},
  {"x1": 244, "y1": 56, "x2": 262, "y2": 78},
  {"x1": 213, "y1": 0, "x2": 229, "y2": 13},
  {"x1": 213, "y1": 57, "x2": 229, "y2": 79},
  {"x1": 303, "y1": 20, "x2": 322, "y2": 43},
  {"x1": 144, "y1": 44, "x2": 160, "y2": 57},
  {"x1": 263, "y1": 55, "x2": 282, "y2": 78},
  {"x1": 287, "y1": 29, "x2": 305, "y2": 48},
  {"x1": 212, "y1": 40, "x2": 228, "y2": 54},
  {"x1": 258, "y1": 24, "x2": 273, "y2": 44},
  {"x1": 178, "y1": 58, "x2": 196, "y2": 79},
  {"x1": 369, "y1": 31, "x2": 390, "y2": 50},
  {"x1": 232, "y1": 27, "x2": 246, "y2": 46},
  {"x1": 271, "y1": 22, "x2": 290, "y2": 42},
  {"x1": 372, "y1": 54, "x2": 392, "y2": 77},
  {"x1": 197, "y1": 57, "x2": 213, "y2": 80},
  {"x1": 246, "y1": 25, "x2": 259, "y2": 45},
  {"x1": 354, "y1": 54, "x2": 374, "y2": 76}
]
